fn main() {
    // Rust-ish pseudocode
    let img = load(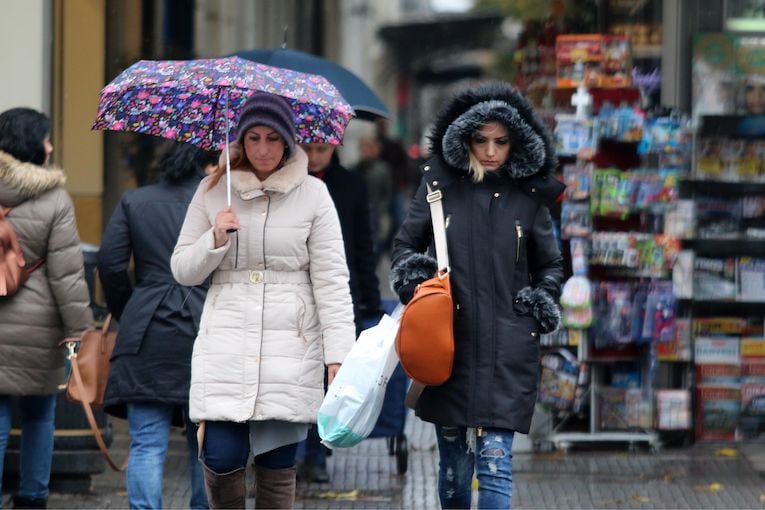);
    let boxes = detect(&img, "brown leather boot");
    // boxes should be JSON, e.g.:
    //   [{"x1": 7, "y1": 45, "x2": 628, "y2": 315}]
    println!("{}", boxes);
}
[
  {"x1": 201, "y1": 462, "x2": 246, "y2": 509},
  {"x1": 254, "y1": 466, "x2": 296, "y2": 509}
]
